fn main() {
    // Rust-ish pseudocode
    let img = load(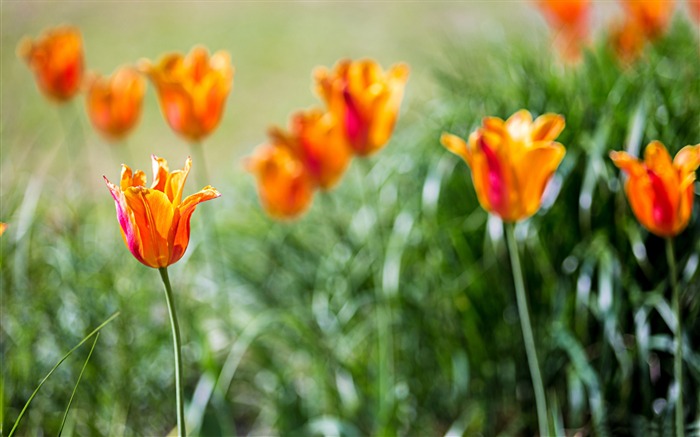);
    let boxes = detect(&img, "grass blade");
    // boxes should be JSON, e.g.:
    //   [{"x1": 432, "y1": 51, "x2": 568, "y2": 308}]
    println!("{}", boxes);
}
[
  {"x1": 57, "y1": 332, "x2": 100, "y2": 436},
  {"x1": 8, "y1": 311, "x2": 119, "y2": 437}
]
